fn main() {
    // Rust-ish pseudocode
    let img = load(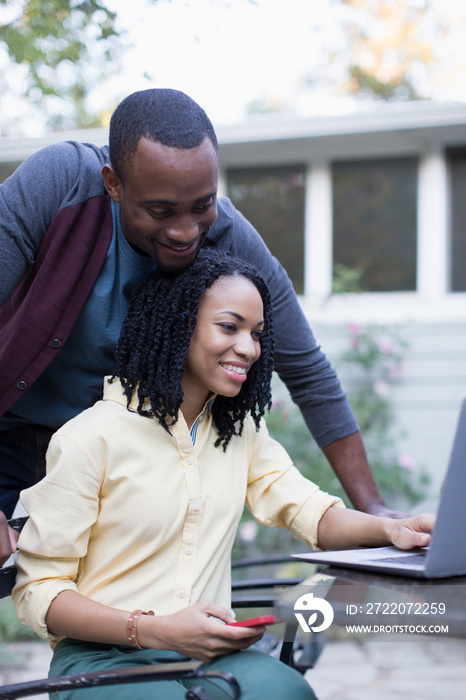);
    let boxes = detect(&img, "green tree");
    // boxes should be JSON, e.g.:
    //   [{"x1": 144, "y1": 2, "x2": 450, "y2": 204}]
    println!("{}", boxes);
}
[
  {"x1": 277, "y1": 0, "x2": 466, "y2": 113},
  {"x1": 0, "y1": 0, "x2": 121, "y2": 132},
  {"x1": 340, "y1": 0, "x2": 433, "y2": 101},
  {"x1": 326, "y1": 0, "x2": 466, "y2": 103}
]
